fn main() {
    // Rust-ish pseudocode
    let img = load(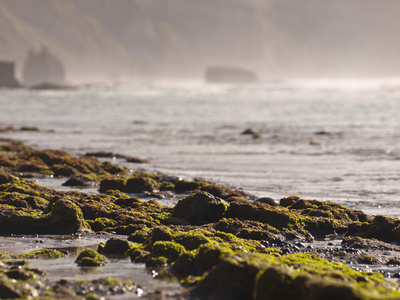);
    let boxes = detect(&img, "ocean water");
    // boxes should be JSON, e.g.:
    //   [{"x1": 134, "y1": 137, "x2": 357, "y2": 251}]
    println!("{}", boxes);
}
[{"x1": 1, "y1": 80, "x2": 400, "y2": 217}]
